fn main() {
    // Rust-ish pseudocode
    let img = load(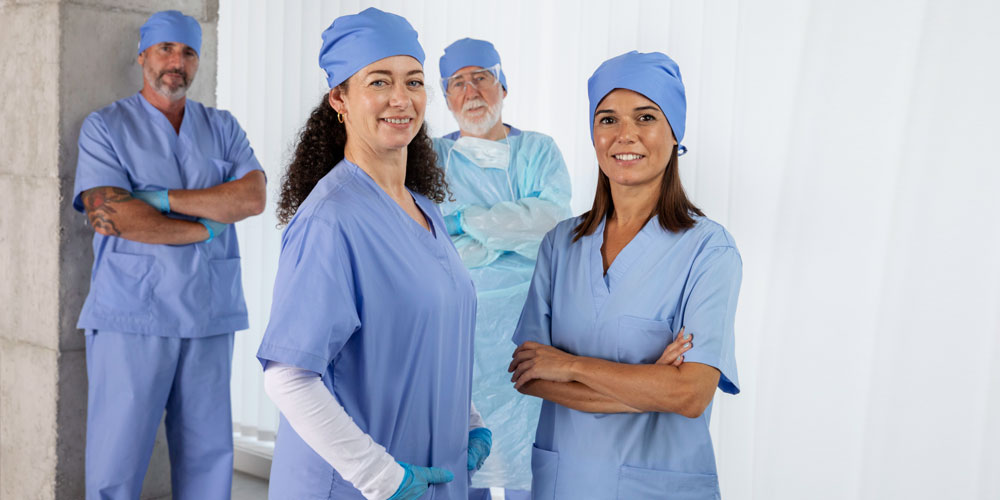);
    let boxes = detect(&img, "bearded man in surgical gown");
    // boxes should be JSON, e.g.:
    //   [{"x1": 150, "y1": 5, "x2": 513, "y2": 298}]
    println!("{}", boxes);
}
[{"x1": 432, "y1": 38, "x2": 572, "y2": 497}]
